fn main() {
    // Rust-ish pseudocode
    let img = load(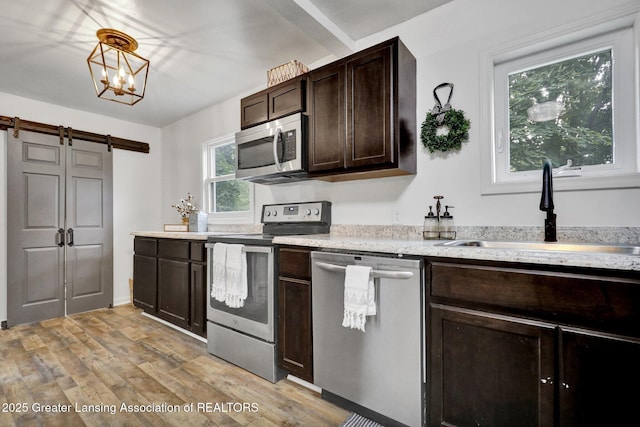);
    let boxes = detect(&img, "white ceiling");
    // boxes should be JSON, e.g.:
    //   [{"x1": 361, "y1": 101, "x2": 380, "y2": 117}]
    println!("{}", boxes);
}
[{"x1": 0, "y1": 0, "x2": 450, "y2": 127}]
